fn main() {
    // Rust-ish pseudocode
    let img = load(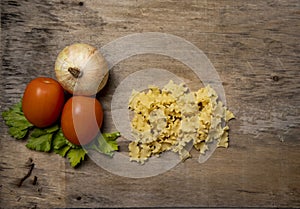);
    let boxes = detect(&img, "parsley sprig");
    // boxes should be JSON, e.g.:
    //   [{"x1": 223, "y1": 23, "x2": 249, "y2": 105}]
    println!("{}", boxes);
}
[
  {"x1": 2, "y1": 101, "x2": 120, "y2": 168},
  {"x1": 2, "y1": 101, "x2": 33, "y2": 139}
]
